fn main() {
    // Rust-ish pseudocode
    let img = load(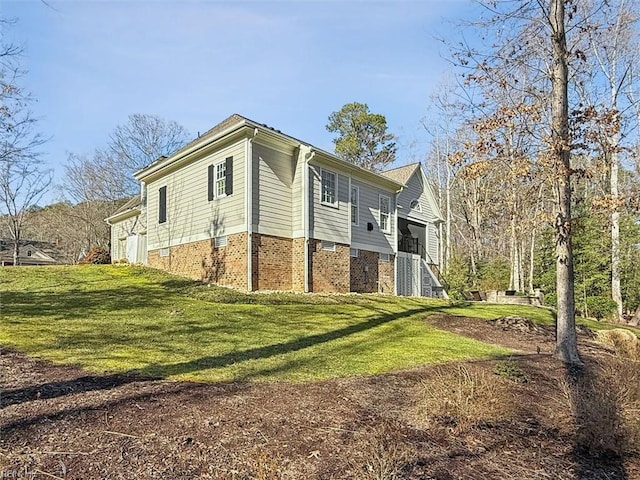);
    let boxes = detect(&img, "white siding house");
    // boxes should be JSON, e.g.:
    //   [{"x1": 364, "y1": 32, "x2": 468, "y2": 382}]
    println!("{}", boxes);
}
[{"x1": 107, "y1": 114, "x2": 445, "y2": 297}]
